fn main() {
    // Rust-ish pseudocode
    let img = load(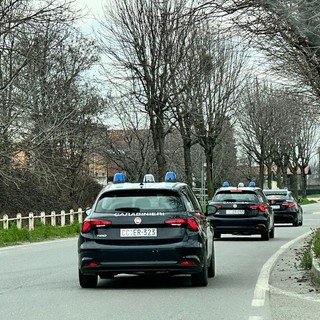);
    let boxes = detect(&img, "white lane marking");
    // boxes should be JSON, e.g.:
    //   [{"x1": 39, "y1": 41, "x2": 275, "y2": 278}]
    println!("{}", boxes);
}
[
  {"x1": 248, "y1": 317, "x2": 263, "y2": 320},
  {"x1": 251, "y1": 230, "x2": 313, "y2": 308},
  {"x1": 251, "y1": 299, "x2": 265, "y2": 307}
]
